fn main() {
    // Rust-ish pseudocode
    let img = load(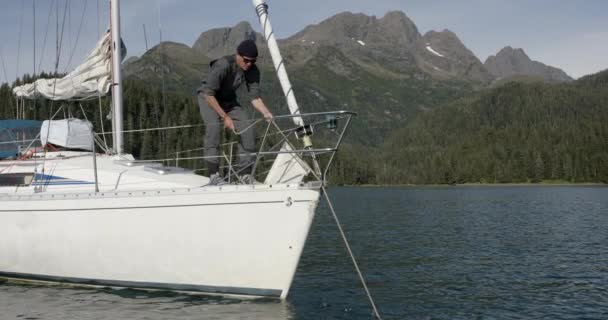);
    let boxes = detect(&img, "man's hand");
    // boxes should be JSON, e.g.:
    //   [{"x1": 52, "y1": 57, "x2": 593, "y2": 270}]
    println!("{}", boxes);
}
[
  {"x1": 203, "y1": 94, "x2": 236, "y2": 129},
  {"x1": 262, "y1": 111, "x2": 273, "y2": 121},
  {"x1": 223, "y1": 115, "x2": 235, "y2": 130},
  {"x1": 252, "y1": 98, "x2": 273, "y2": 122}
]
